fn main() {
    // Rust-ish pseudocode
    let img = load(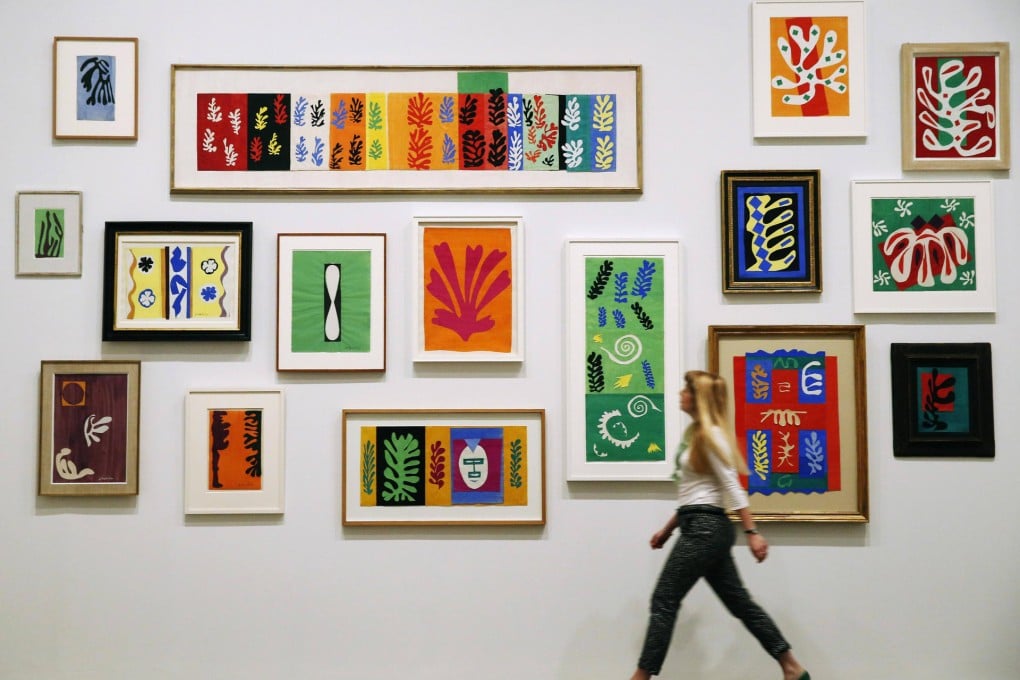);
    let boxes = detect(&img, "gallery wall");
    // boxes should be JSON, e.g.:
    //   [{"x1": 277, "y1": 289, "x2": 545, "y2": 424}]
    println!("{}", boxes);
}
[{"x1": 2, "y1": 1, "x2": 1018, "y2": 678}]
